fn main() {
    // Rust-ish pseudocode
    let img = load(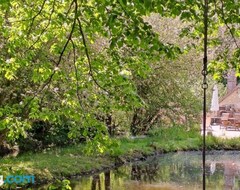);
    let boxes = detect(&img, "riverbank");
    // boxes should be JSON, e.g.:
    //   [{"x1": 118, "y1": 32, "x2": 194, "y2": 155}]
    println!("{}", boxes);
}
[{"x1": 1, "y1": 126, "x2": 240, "y2": 189}]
